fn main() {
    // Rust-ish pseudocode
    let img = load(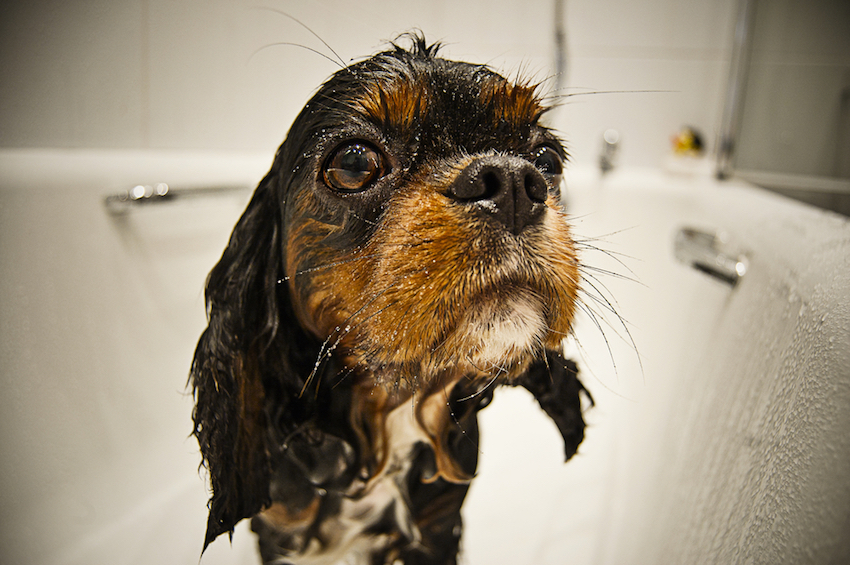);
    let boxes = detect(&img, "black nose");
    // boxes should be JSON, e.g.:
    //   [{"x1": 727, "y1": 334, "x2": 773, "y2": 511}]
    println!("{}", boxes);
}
[{"x1": 448, "y1": 155, "x2": 548, "y2": 235}]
